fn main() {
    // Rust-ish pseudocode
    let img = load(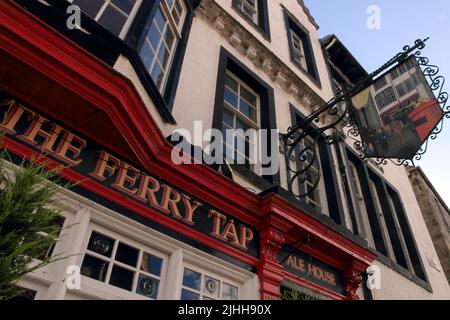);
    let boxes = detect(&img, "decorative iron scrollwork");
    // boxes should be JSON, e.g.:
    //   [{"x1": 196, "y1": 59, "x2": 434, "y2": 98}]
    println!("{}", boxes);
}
[
  {"x1": 366, "y1": 47, "x2": 449, "y2": 167},
  {"x1": 281, "y1": 38, "x2": 448, "y2": 199}
]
